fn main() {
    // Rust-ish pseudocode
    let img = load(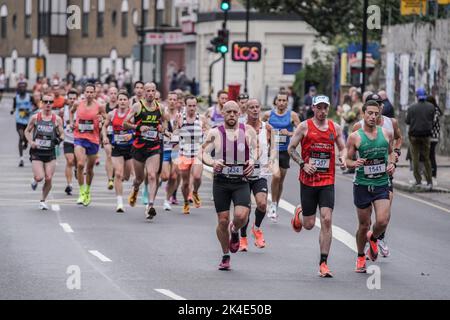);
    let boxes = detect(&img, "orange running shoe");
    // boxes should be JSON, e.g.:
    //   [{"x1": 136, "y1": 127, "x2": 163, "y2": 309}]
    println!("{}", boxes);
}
[
  {"x1": 252, "y1": 226, "x2": 266, "y2": 248},
  {"x1": 239, "y1": 237, "x2": 248, "y2": 252},
  {"x1": 128, "y1": 188, "x2": 139, "y2": 207},
  {"x1": 355, "y1": 256, "x2": 367, "y2": 273},
  {"x1": 291, "y1": 205, "x2": 303, "y2": 233},
  {"x1": 319, "y1": 262, "x2": 333, "y2": 278},
  {"x1": 188, "y1": 193, "x2": 193, "y2": 204},
  {"x1": 366, "y1": 231, "x2": 379, "y2": 261},
  {"x1": 192, "y1": 192, "x2": 201, "y2": 208},
  {"x1": 183, "y1": 202, "x2": 190, "y2": 215}
]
